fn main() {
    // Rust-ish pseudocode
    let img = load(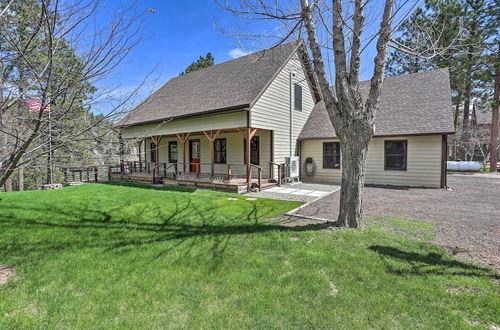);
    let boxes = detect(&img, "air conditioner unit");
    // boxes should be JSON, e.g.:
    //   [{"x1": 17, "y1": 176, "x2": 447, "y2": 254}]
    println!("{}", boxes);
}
[{"x1": 285, "y1": 156, "x2": 300, "y2": 184}]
